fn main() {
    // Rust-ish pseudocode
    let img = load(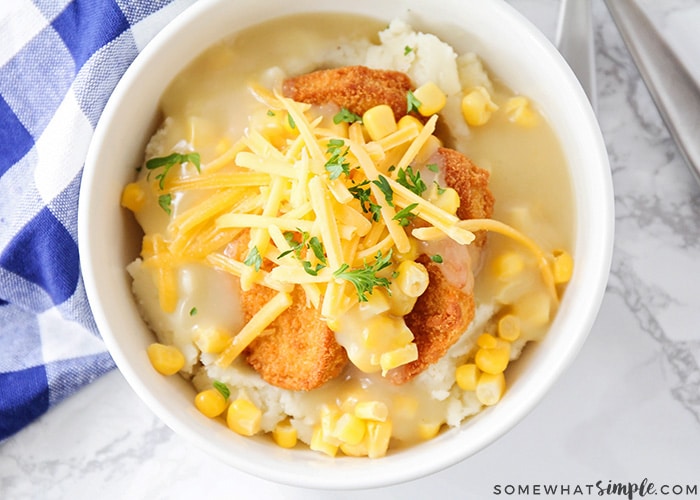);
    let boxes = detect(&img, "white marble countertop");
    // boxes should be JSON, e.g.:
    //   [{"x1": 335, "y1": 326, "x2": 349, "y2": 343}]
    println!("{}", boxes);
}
[{"x1": 3, "y1": 1, "x2": 700, "y2": 498}]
